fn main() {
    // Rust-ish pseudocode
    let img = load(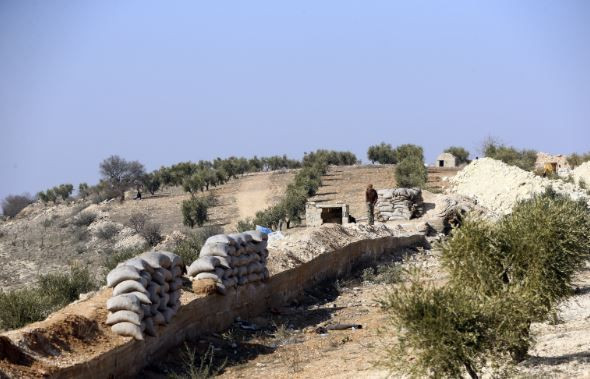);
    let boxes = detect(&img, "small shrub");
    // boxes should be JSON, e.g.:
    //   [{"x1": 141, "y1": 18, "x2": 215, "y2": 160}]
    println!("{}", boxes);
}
[
  {"x1": 395, "y1": 157, "x2": 427, "y2": 188},
  {"x1": 182, "y1": 196, "x2": 209, "y2": 228},
  {"x1": 38, "y1": 266, "x2": 98, "y2": 310},
  {"x1": 1, "y1": 194, "x2": 34, "y2": 218},
  {"x1": 128, "y1": 212, "x2": 147, "y2": 233},
  {"x1": 73, "y1": 228, "x2": 89, "y2": 242},
  {"x1": 102, "y1": 247, "x2": 143, "y2": 272},
  {"x1": 73, "y1": 211, "x2": 97, "y2": 227},
  {"x1": 141, "y1": 222, "x2": 162, "y2": 247},
  {"x1": 579, "y1": 178, "x2": 587, "y2": 189},
  {"x1": 96, "y1": 223, "x2": 120, "y2": 240},
  {"x1": 169, "y1": 343, "x2": 227, "y2": 379},
  {"x1": 174, "y1": 226, "x2": 223, "y2": 265},
  {"x1": 0, "y1": 289, "x2": 49, "y2": 330},
  {"x1": 236, "y1": 218, "x2": 256, "y2": 232}
]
